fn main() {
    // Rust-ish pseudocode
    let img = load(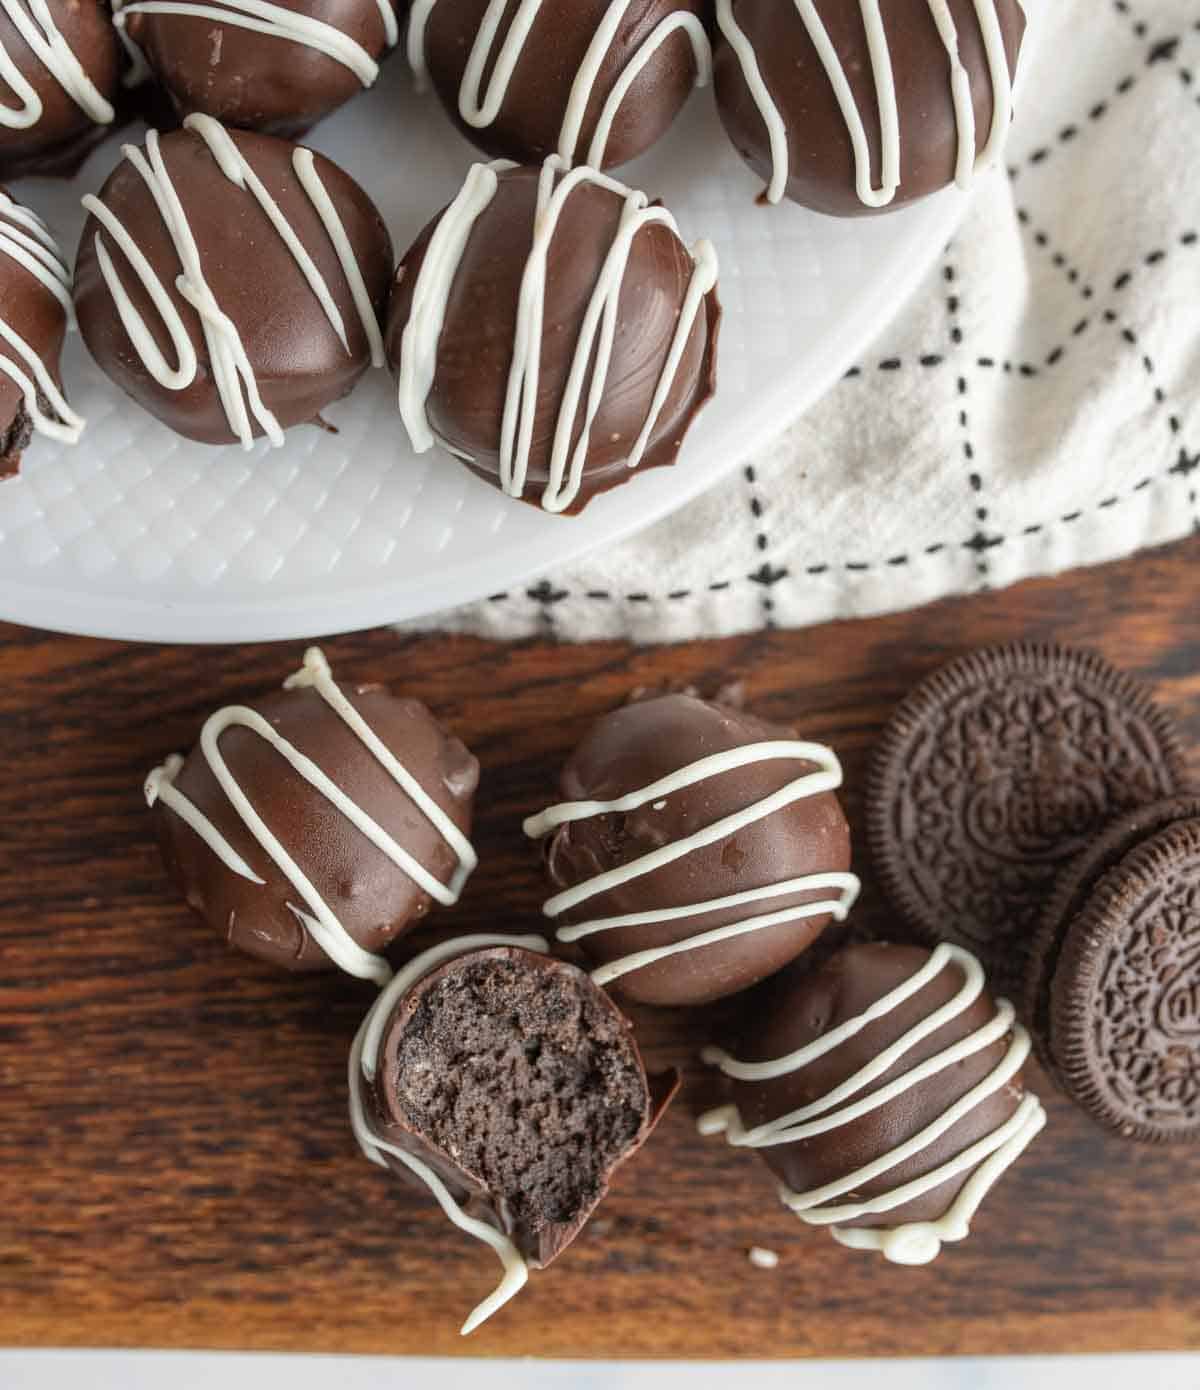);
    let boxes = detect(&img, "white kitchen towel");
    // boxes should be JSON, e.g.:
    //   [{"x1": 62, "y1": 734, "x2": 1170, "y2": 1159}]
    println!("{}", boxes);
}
[{"x1": 420, "y1": 0, "x2": 1200, "y2": 643}]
